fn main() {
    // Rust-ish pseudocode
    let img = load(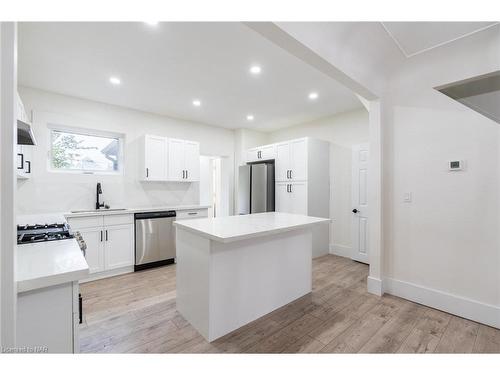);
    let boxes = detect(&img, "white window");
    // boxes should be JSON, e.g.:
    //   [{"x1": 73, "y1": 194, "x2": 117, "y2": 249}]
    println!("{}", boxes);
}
[{"x1": 49, "y1": 127, "x2": 124, "y2": 174}]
